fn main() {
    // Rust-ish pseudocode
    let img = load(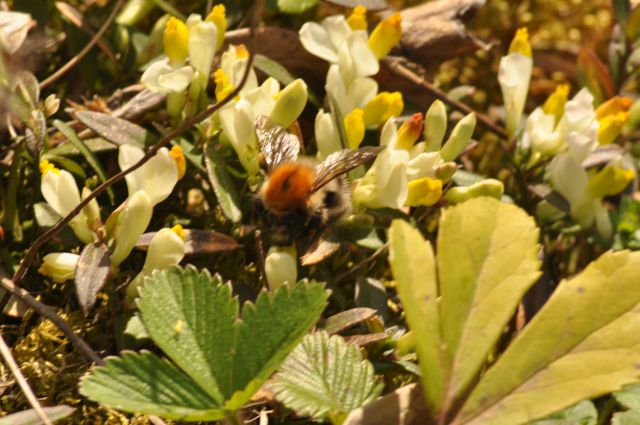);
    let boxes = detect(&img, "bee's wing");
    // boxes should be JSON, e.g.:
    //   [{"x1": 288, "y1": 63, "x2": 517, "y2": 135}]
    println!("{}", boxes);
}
[
  {"x1": 255, "y1": 115, "x2": 300, "y2": 171},
  {"x1": 312, "y1": 146, "x2": 383, "y2": 192}
]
